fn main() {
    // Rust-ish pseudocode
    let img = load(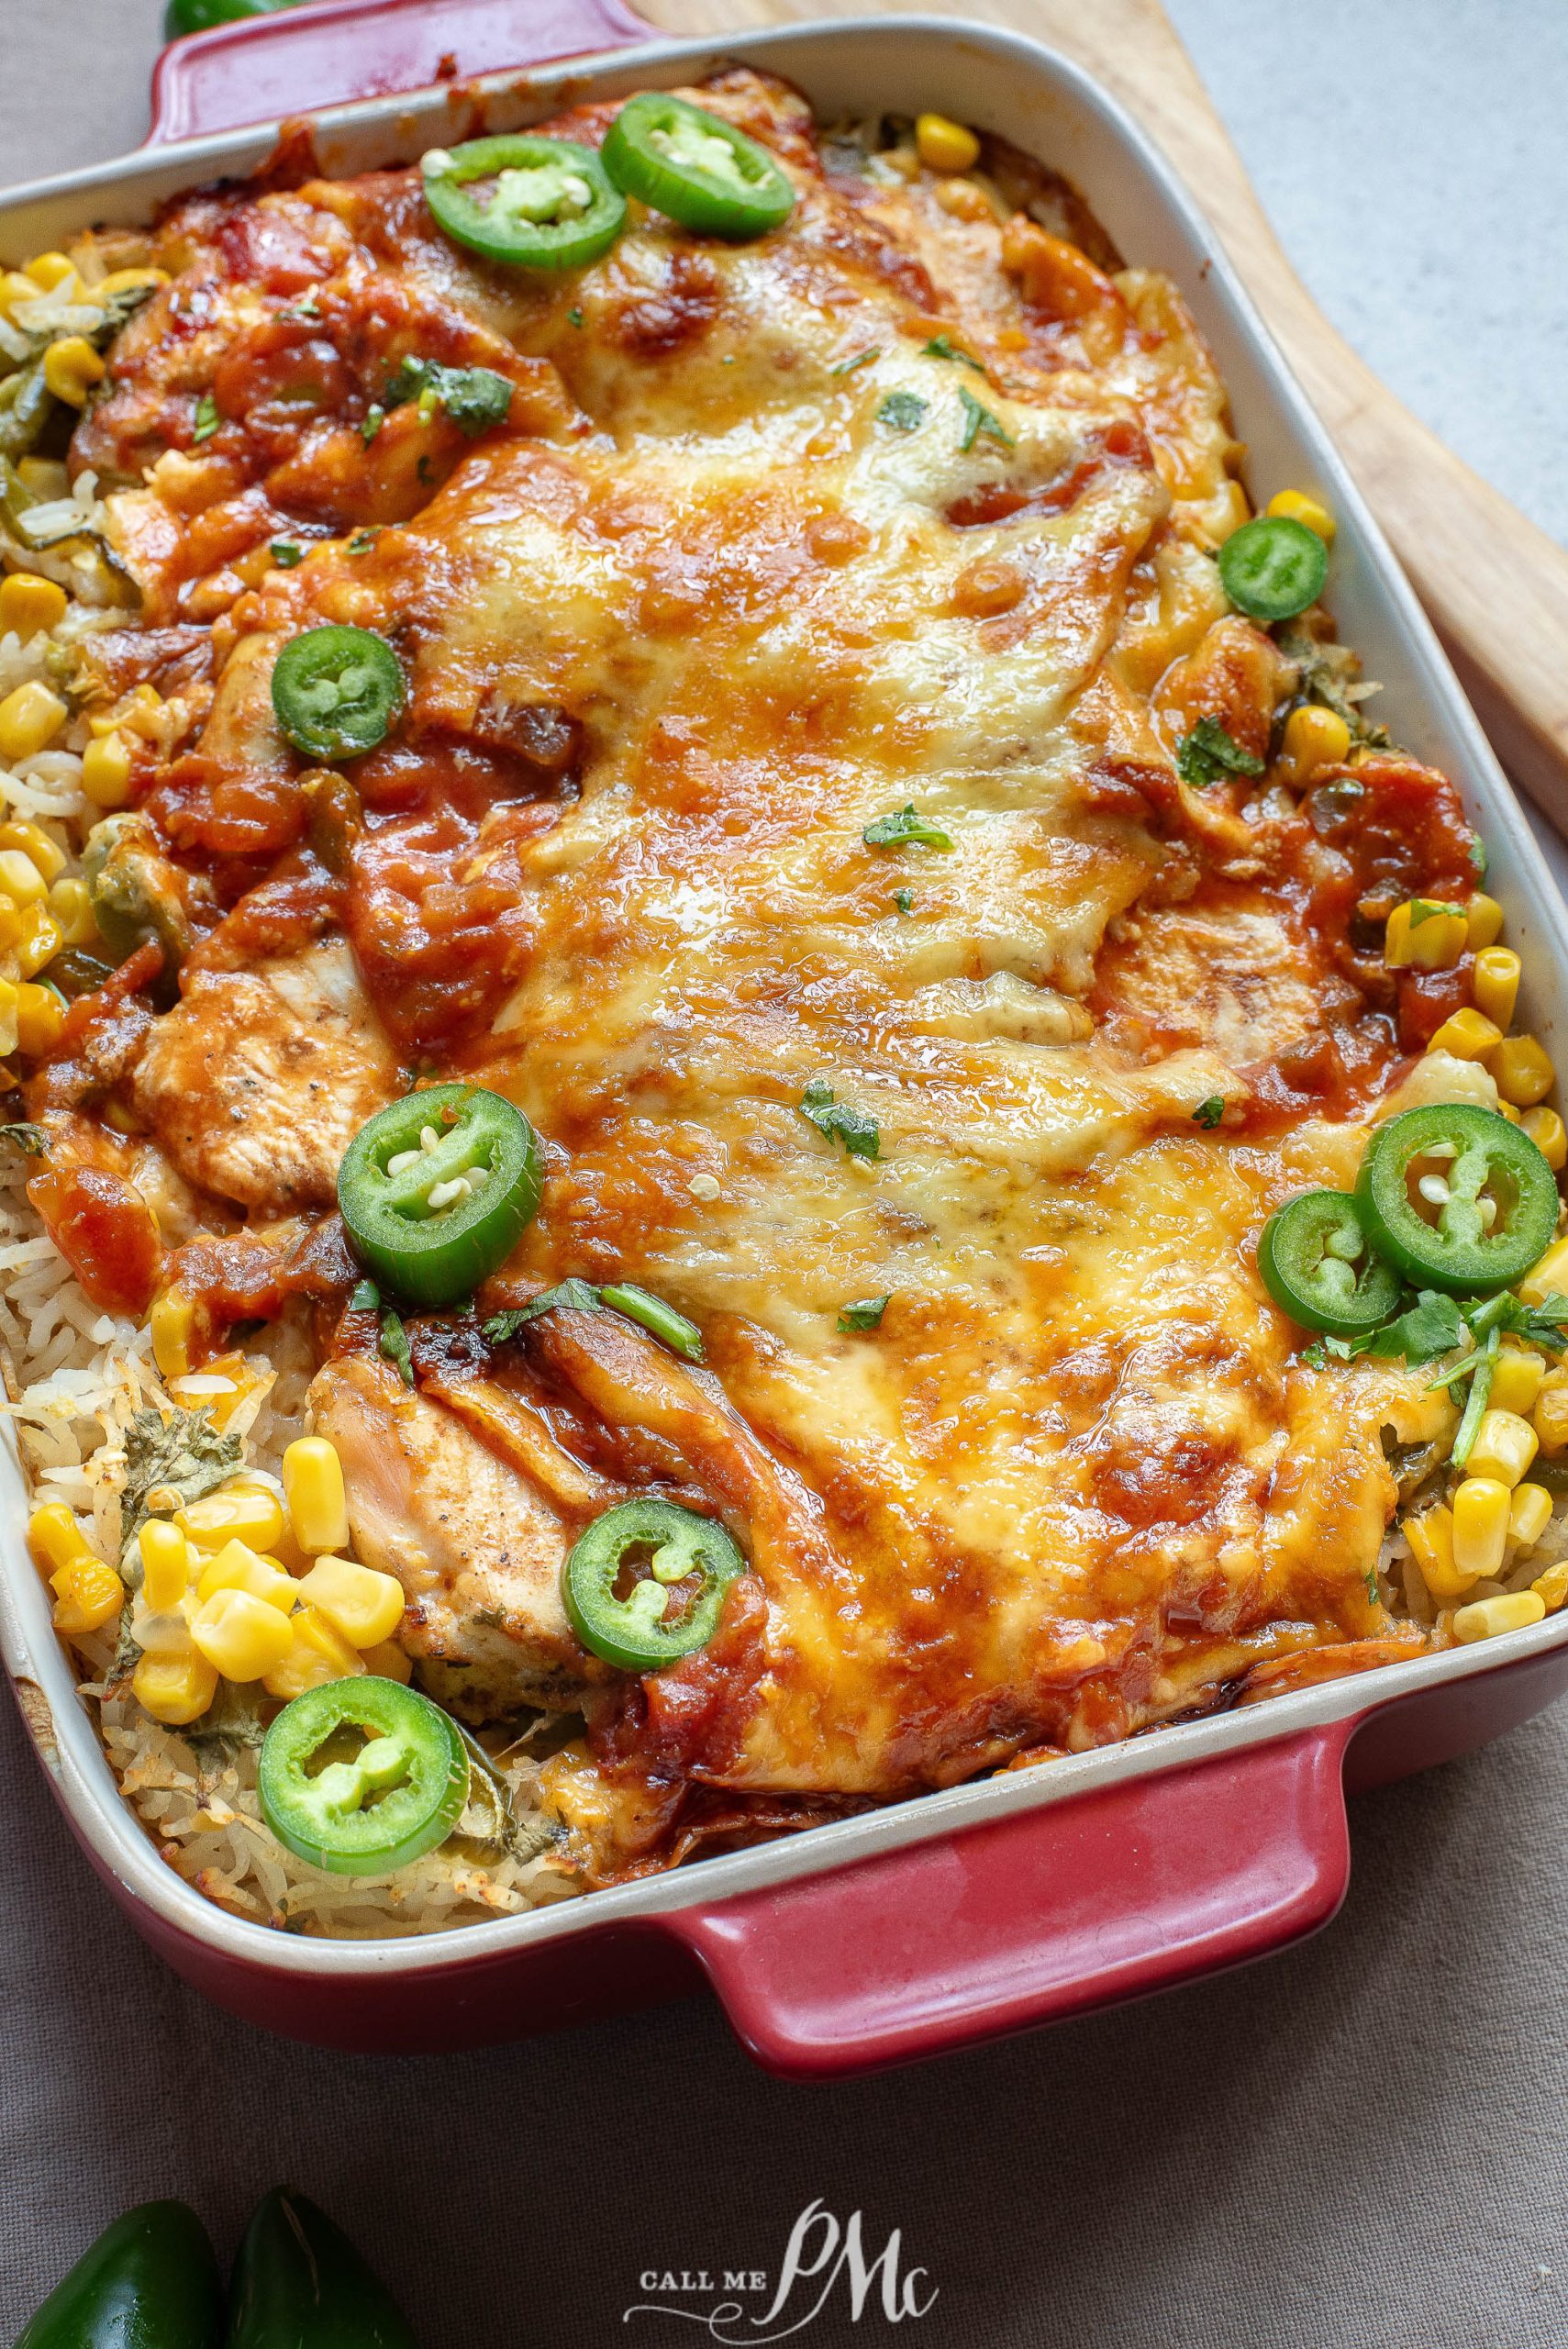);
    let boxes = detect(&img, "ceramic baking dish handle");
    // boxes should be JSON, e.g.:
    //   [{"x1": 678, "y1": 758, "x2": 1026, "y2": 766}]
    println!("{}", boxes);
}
[
  {"x1": 664, "y1": 1719, "x2": 1355, "y2": 2078},
  {"x1": 148, "y1": 0, "x2": 651, "y2": 146}
]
